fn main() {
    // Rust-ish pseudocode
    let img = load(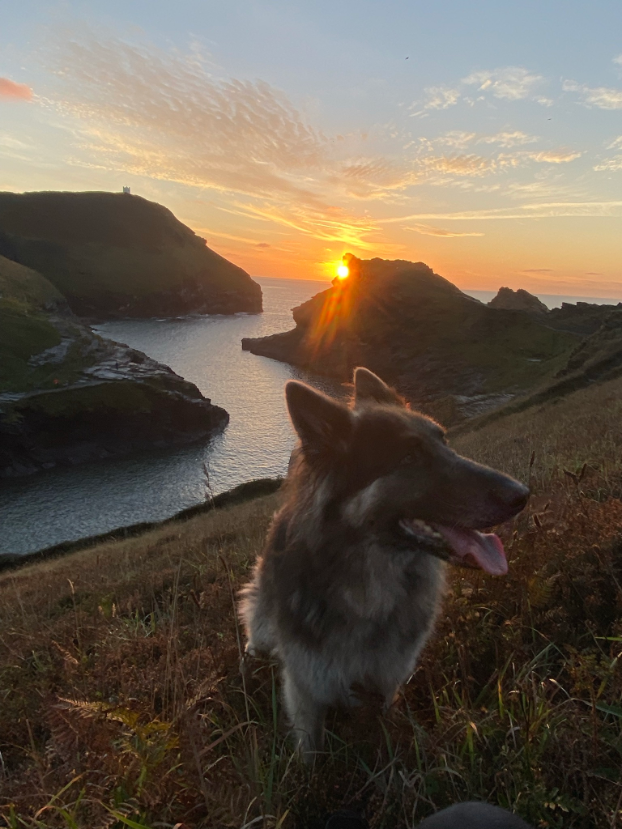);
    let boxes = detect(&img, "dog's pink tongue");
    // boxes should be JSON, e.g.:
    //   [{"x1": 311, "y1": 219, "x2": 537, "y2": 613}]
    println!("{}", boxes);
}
[{"x1": 436, "y1": 526, "x2": 508, "y2": 575}]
